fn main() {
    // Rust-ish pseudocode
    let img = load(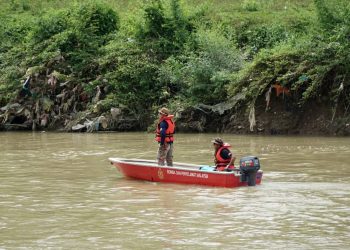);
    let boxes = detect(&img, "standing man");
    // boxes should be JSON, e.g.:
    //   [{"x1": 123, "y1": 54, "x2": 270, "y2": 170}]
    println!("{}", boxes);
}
[
  {"x1": 156, "y1": 107, "x2": 175, "y2": 166},
  {"x1": 212, "y1": 137, "x2": 236, "y2": 171}
]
